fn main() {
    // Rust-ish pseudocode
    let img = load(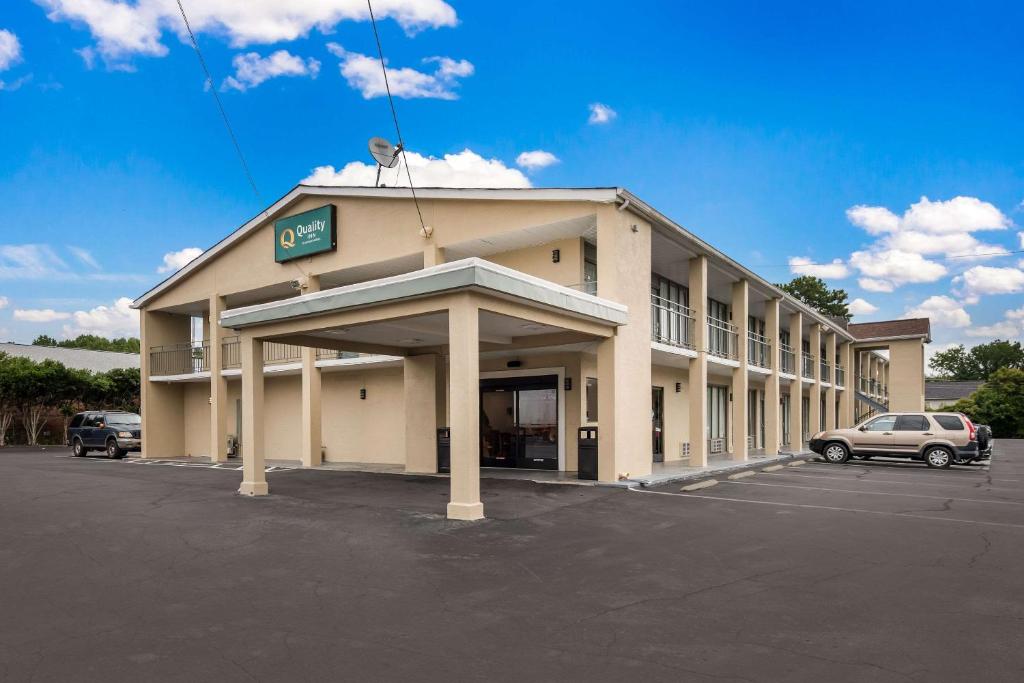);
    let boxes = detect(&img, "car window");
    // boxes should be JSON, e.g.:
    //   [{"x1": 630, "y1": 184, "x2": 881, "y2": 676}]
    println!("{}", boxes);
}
[
  {"x1": 69, "y1": 414, "x2": 84, "y2": 429},
  {"x1": 864, "y1": 416, "x2": 896, "y2": 432},
  {"x1": 934, "y1": 415, "x2": 965, "y2": 430},
  {"x1": 83, "y1": 414, "x2": 99, "y2": 427},
  {"x1": 895, "y1": 415, "x2": 930, "y2": 431}
]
